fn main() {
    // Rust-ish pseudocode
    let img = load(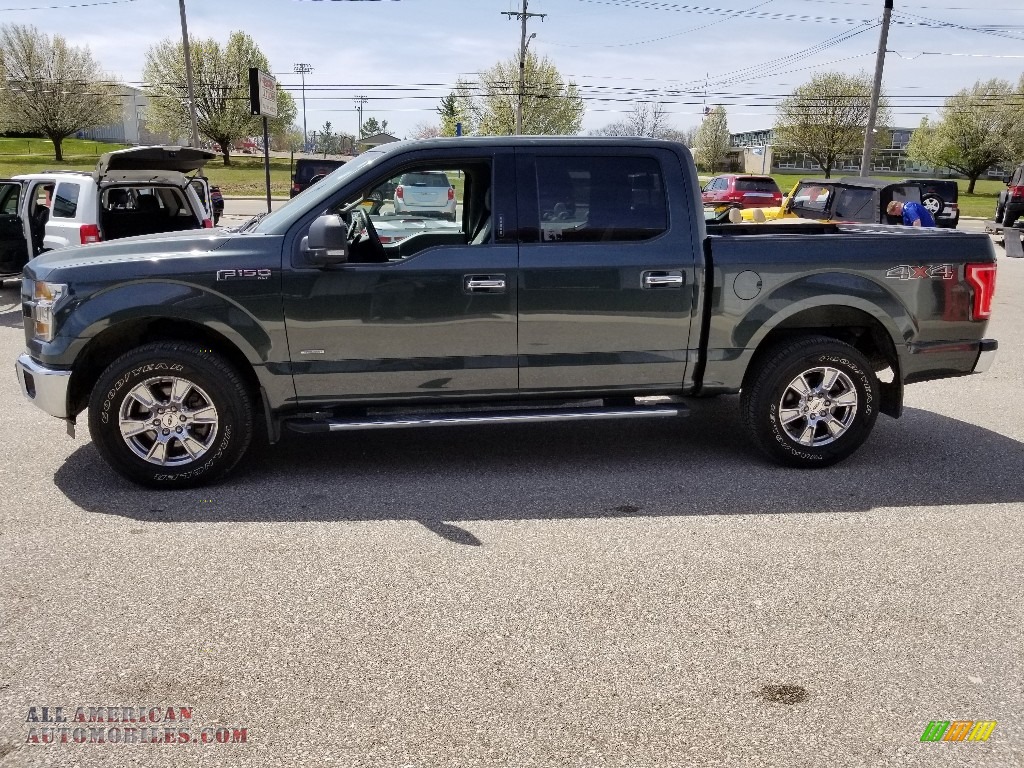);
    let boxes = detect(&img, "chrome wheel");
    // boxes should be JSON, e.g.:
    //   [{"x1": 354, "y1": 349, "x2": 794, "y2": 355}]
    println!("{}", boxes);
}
[
  {"x1": 117, "y1": 376, "x2": 219, "y2": 466},
  {"x1": 777, "y1": 366, "x2": 858, "y2": 447}
]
